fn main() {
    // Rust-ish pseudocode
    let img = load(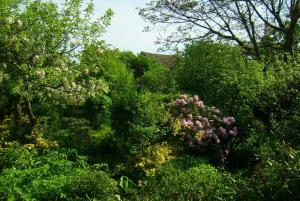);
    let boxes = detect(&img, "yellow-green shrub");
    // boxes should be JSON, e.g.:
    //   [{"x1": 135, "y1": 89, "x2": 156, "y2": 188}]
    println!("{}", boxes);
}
[{"x1": 136, "y1": 142, "x2": 174, "y2": 176}]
